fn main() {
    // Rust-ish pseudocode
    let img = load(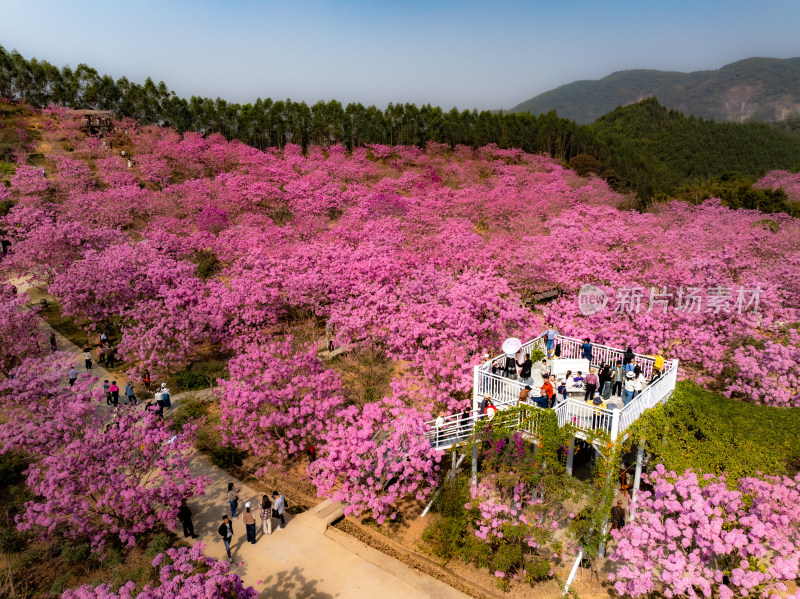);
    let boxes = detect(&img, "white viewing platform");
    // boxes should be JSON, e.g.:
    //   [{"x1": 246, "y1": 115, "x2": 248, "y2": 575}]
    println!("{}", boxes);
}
[{"x1": 426, "y1": 333, "x2": 678, "y2": 450}]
